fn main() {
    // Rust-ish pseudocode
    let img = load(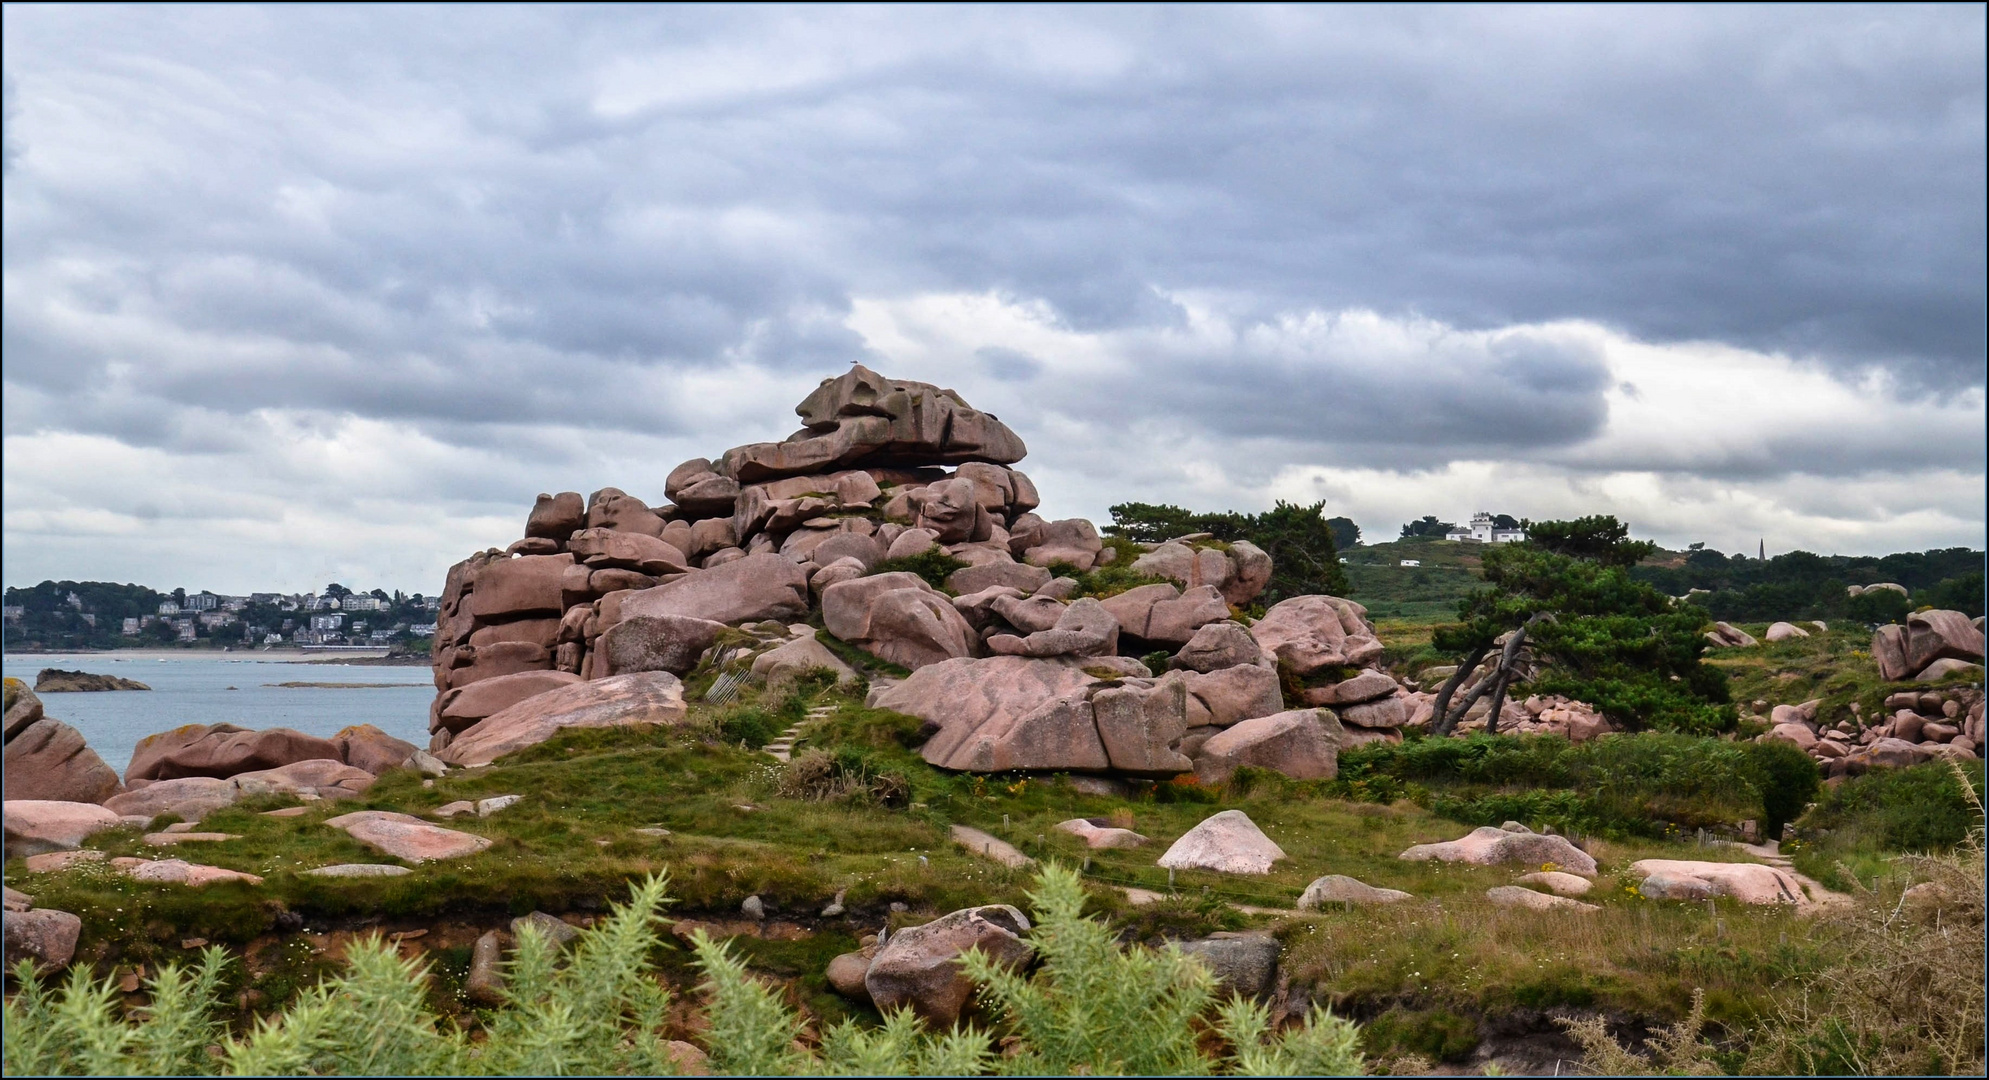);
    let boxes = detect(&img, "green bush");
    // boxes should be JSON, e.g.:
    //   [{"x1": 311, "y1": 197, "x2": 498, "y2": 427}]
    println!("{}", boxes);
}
[
  {"x1": 717, "y1": 705, "x2": 783, "y2": 748},
  {"x1": 3, "y1": 868, "x2": 1366, "y2": 1077},
  {"x1": 1802, "y1": 760, "x2": 1987, "y2": 853},
  {"x1": 1334, "y1": 732, "x2": 1818, "y2": 838},
  {"x1": 870, "y1": 548, "x2": 971, "y2": 591}
]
